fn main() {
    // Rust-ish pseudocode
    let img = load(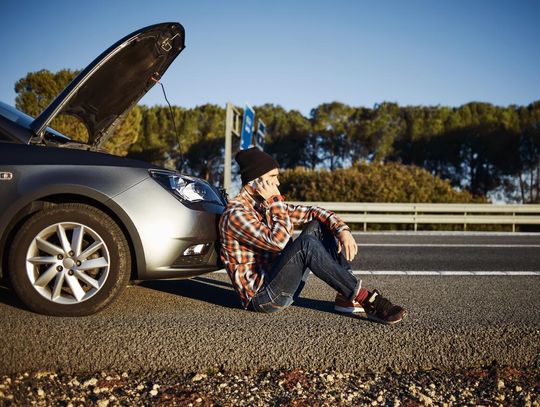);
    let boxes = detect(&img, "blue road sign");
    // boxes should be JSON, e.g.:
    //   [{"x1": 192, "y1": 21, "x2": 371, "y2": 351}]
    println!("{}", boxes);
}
[
  {"x1": 240, "y1": 105, "x2": 255, "y2": 150},
  {"x1": 256, "y1": 119, "x2": 266, "y2": 149}
]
